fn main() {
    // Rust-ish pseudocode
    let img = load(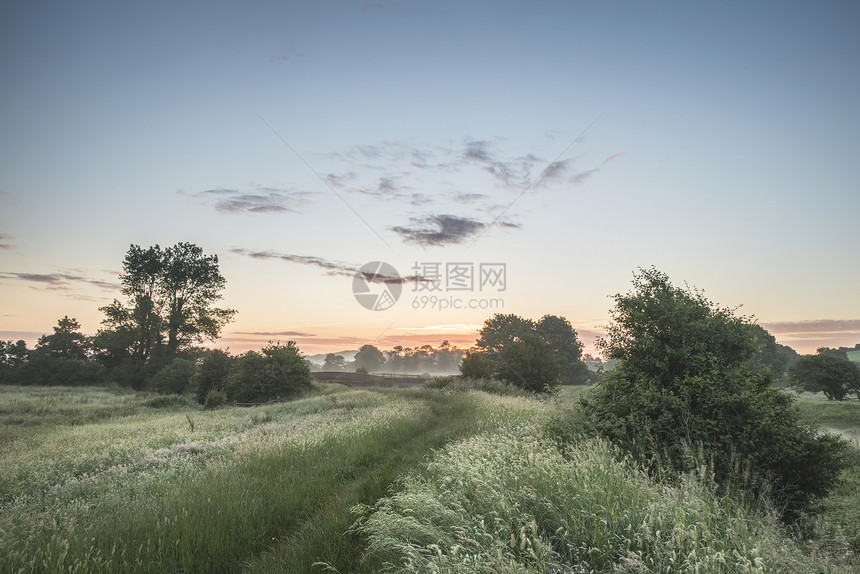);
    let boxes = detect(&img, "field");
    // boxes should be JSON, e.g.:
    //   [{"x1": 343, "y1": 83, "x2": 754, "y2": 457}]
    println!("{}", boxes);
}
[{"x1": 1, "y1": 384, "x2": 858, "y2": 573}]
